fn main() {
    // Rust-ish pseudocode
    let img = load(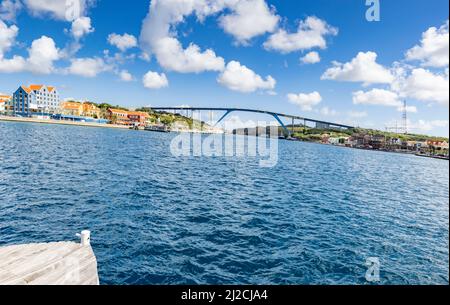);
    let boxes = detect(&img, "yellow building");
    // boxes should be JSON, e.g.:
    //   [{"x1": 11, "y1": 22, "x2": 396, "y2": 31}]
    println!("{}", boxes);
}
[
  {"x1": 82, "y1": 102, "x2": 101, "y2": 118},
  {"x1": 60, "y1": 101, "x2": 83, "y2": 116}
]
